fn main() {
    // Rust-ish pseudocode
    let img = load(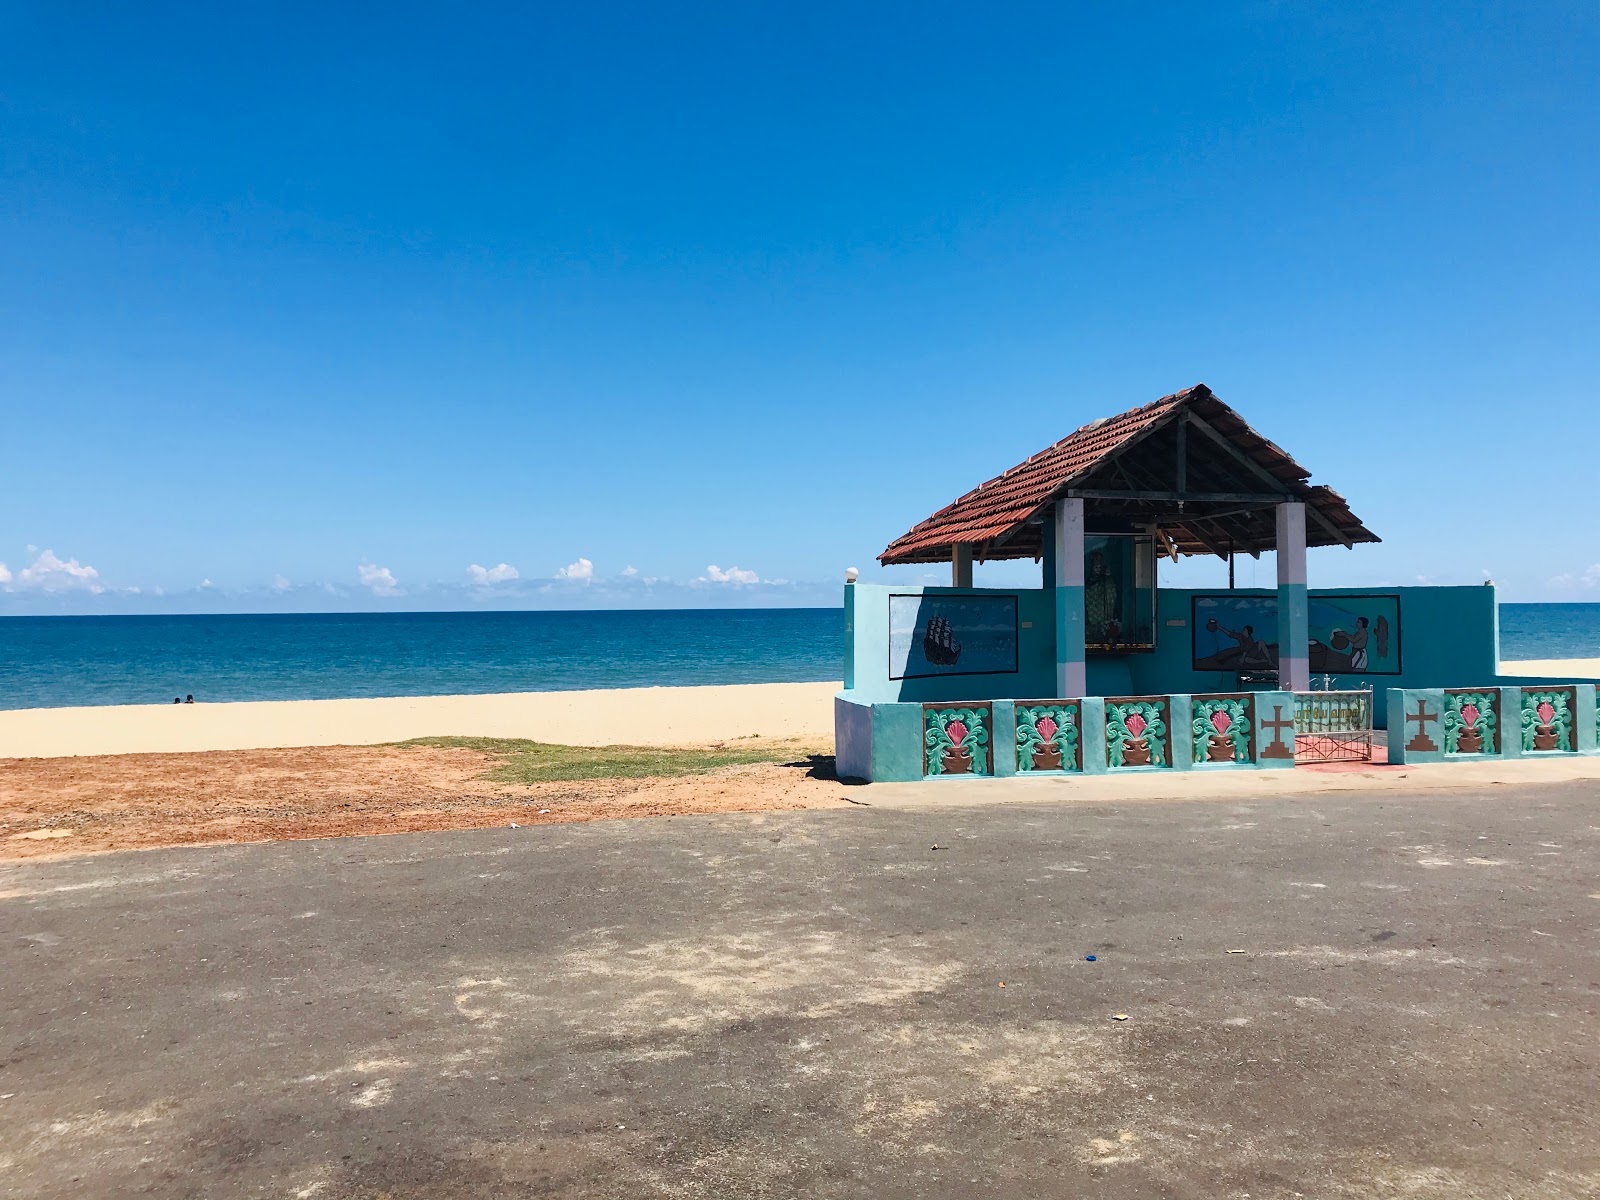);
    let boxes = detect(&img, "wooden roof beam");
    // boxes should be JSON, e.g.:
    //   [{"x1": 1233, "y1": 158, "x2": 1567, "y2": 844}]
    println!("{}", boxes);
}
[
  {"x1": 1068, "y1": 489, "x2": 1286, "y2": 504},
  {"x1": 1180, "y1": 411, "x2": 1355, "y2": 548}
]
